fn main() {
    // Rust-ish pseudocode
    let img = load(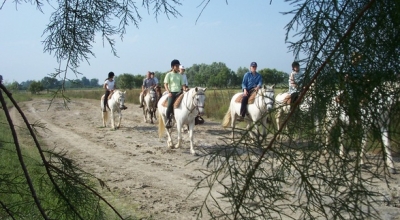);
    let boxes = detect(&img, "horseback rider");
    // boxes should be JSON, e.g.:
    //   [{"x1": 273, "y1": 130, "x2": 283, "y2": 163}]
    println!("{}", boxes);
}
[
  {"x1": 103, "y1": 72, "x2": 127, "y2": 112},
  {"x1": 239, "y1": 62, "x2": 262, "y2": 120},
  {"x1": 139, "y1": 71, "x2": 157, "y2": 108},
  {"x1": 164, "y1": 59, "x2": 184, "y2": 129},
  {"x1": 288, "y1": 61, "x2": 304, "y2": 103}
]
